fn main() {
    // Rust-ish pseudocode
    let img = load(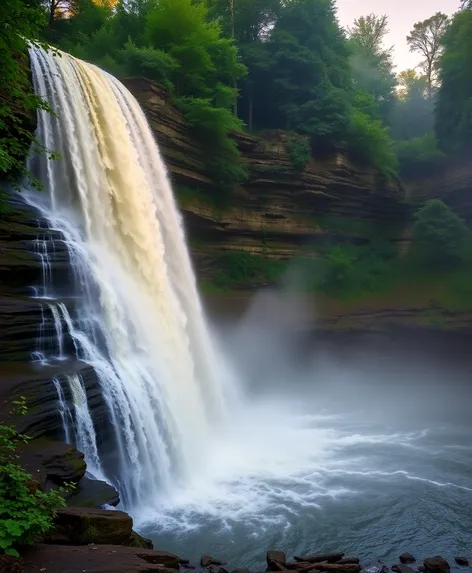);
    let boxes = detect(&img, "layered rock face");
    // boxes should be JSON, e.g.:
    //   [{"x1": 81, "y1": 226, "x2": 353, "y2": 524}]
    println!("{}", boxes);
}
[{"x1": 124, "y1": 78, "x2": 409, "y2": 269}]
